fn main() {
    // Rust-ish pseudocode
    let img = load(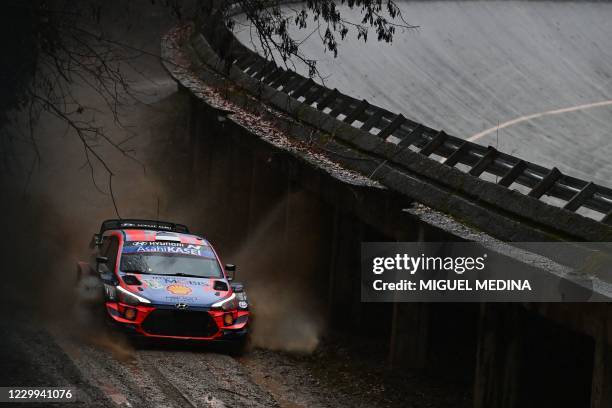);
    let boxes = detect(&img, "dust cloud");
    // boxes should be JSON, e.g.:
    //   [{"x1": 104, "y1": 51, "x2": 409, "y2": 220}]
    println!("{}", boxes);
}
[
  {"x1": 229, "y1": 192, "x2": 327, "y2": 353},
  {"x1": 0, "y1": 0, "x2": 329, "y2": 358},
  {"x1": 0, "y1": 0, "x2": 191, "y2": 354},
  {"x1": 0, "y1": 87, "x2": 191, "y2": 359}
]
